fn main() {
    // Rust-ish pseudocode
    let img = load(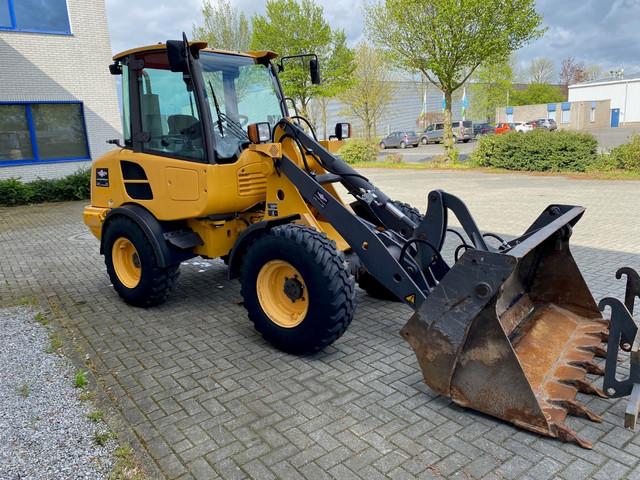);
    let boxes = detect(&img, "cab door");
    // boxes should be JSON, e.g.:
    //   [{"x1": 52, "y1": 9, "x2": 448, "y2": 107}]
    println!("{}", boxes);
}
[{"x1": 120, "y1": 50, "x2": 209, "y2": 221}]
